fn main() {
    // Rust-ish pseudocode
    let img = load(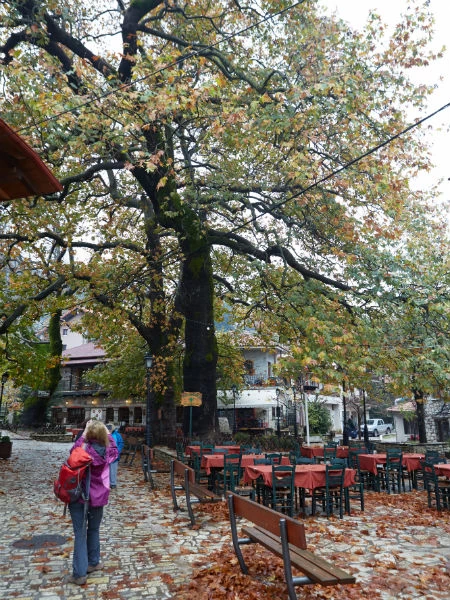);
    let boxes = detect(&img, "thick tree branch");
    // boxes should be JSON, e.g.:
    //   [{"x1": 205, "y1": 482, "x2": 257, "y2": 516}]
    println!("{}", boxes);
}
[
  {"x1": 207, "y1": 229, "x2": 352, "y2": 292},
  {"x1": 0, "y1": 275, "x2": 66, "y2": 335}
]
